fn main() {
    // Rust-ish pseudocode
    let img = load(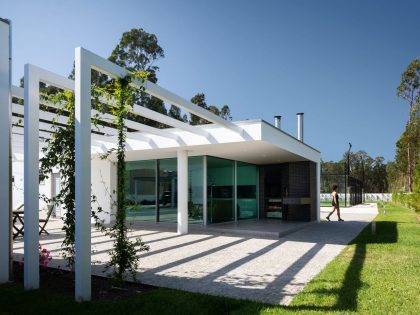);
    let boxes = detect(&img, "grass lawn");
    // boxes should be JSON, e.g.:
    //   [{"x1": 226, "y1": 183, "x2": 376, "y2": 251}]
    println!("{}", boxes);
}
[{"x1": 1, "y1": 203, "x2": 419, "y2": 314}]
